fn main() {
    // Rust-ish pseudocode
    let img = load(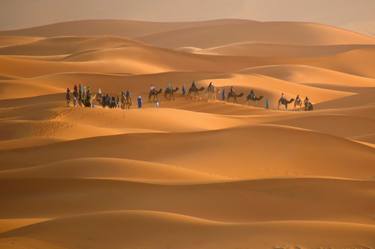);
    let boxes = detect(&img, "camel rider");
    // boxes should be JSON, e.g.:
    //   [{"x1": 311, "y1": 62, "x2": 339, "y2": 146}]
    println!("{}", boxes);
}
[
  {"x1": 296, "y1": 94, "x2": 301, "y2": 102},
  {"x1": 150, "y1": 85, "x2": 156, "y2": 92},
  {"x1": 304, "y1": 97, "x2": 310, "y2": 106},
  {"x1": 280, "y1": 93, "x2": 286, "y2": 102}
]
